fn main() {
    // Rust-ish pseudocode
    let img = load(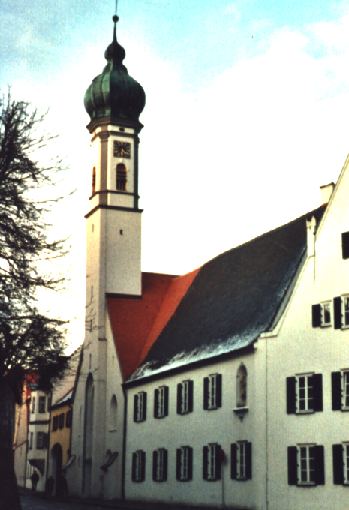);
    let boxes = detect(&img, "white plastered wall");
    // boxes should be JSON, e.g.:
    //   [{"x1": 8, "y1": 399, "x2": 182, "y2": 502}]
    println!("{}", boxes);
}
[
  {"x1": 260, "y1": 155, "x2": 349, "y2": 510},
  {"x1": 125, "y1": 352, "x2": 266, "y2": 510}
]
